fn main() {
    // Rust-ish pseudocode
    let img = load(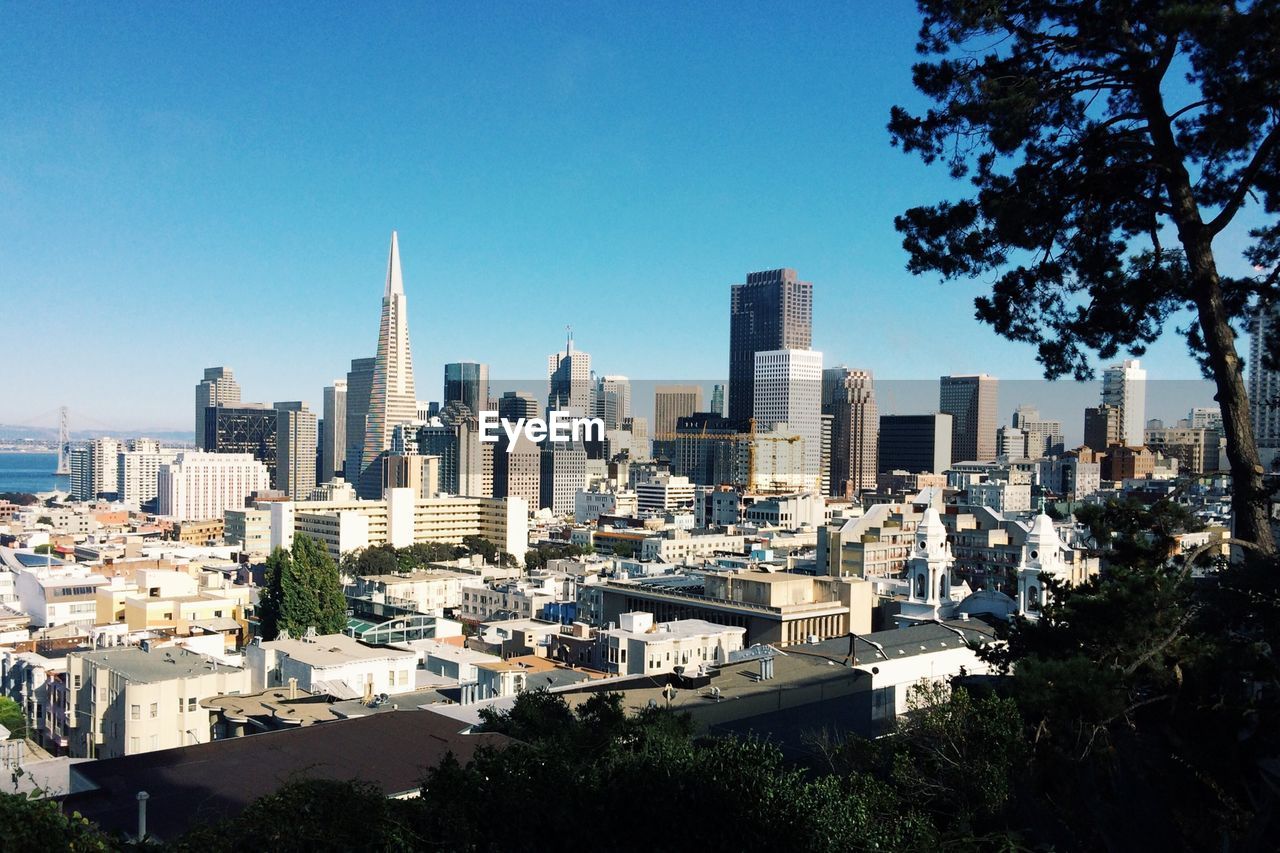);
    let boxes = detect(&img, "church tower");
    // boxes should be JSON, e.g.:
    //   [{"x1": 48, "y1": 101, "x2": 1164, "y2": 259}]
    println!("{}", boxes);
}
[
  {"x1": 1017, "y1": 513, "x2": 1068, "y2": 619},
  {"x1": 895, "y1": 507, "x2": 958, "y2": 626}
]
